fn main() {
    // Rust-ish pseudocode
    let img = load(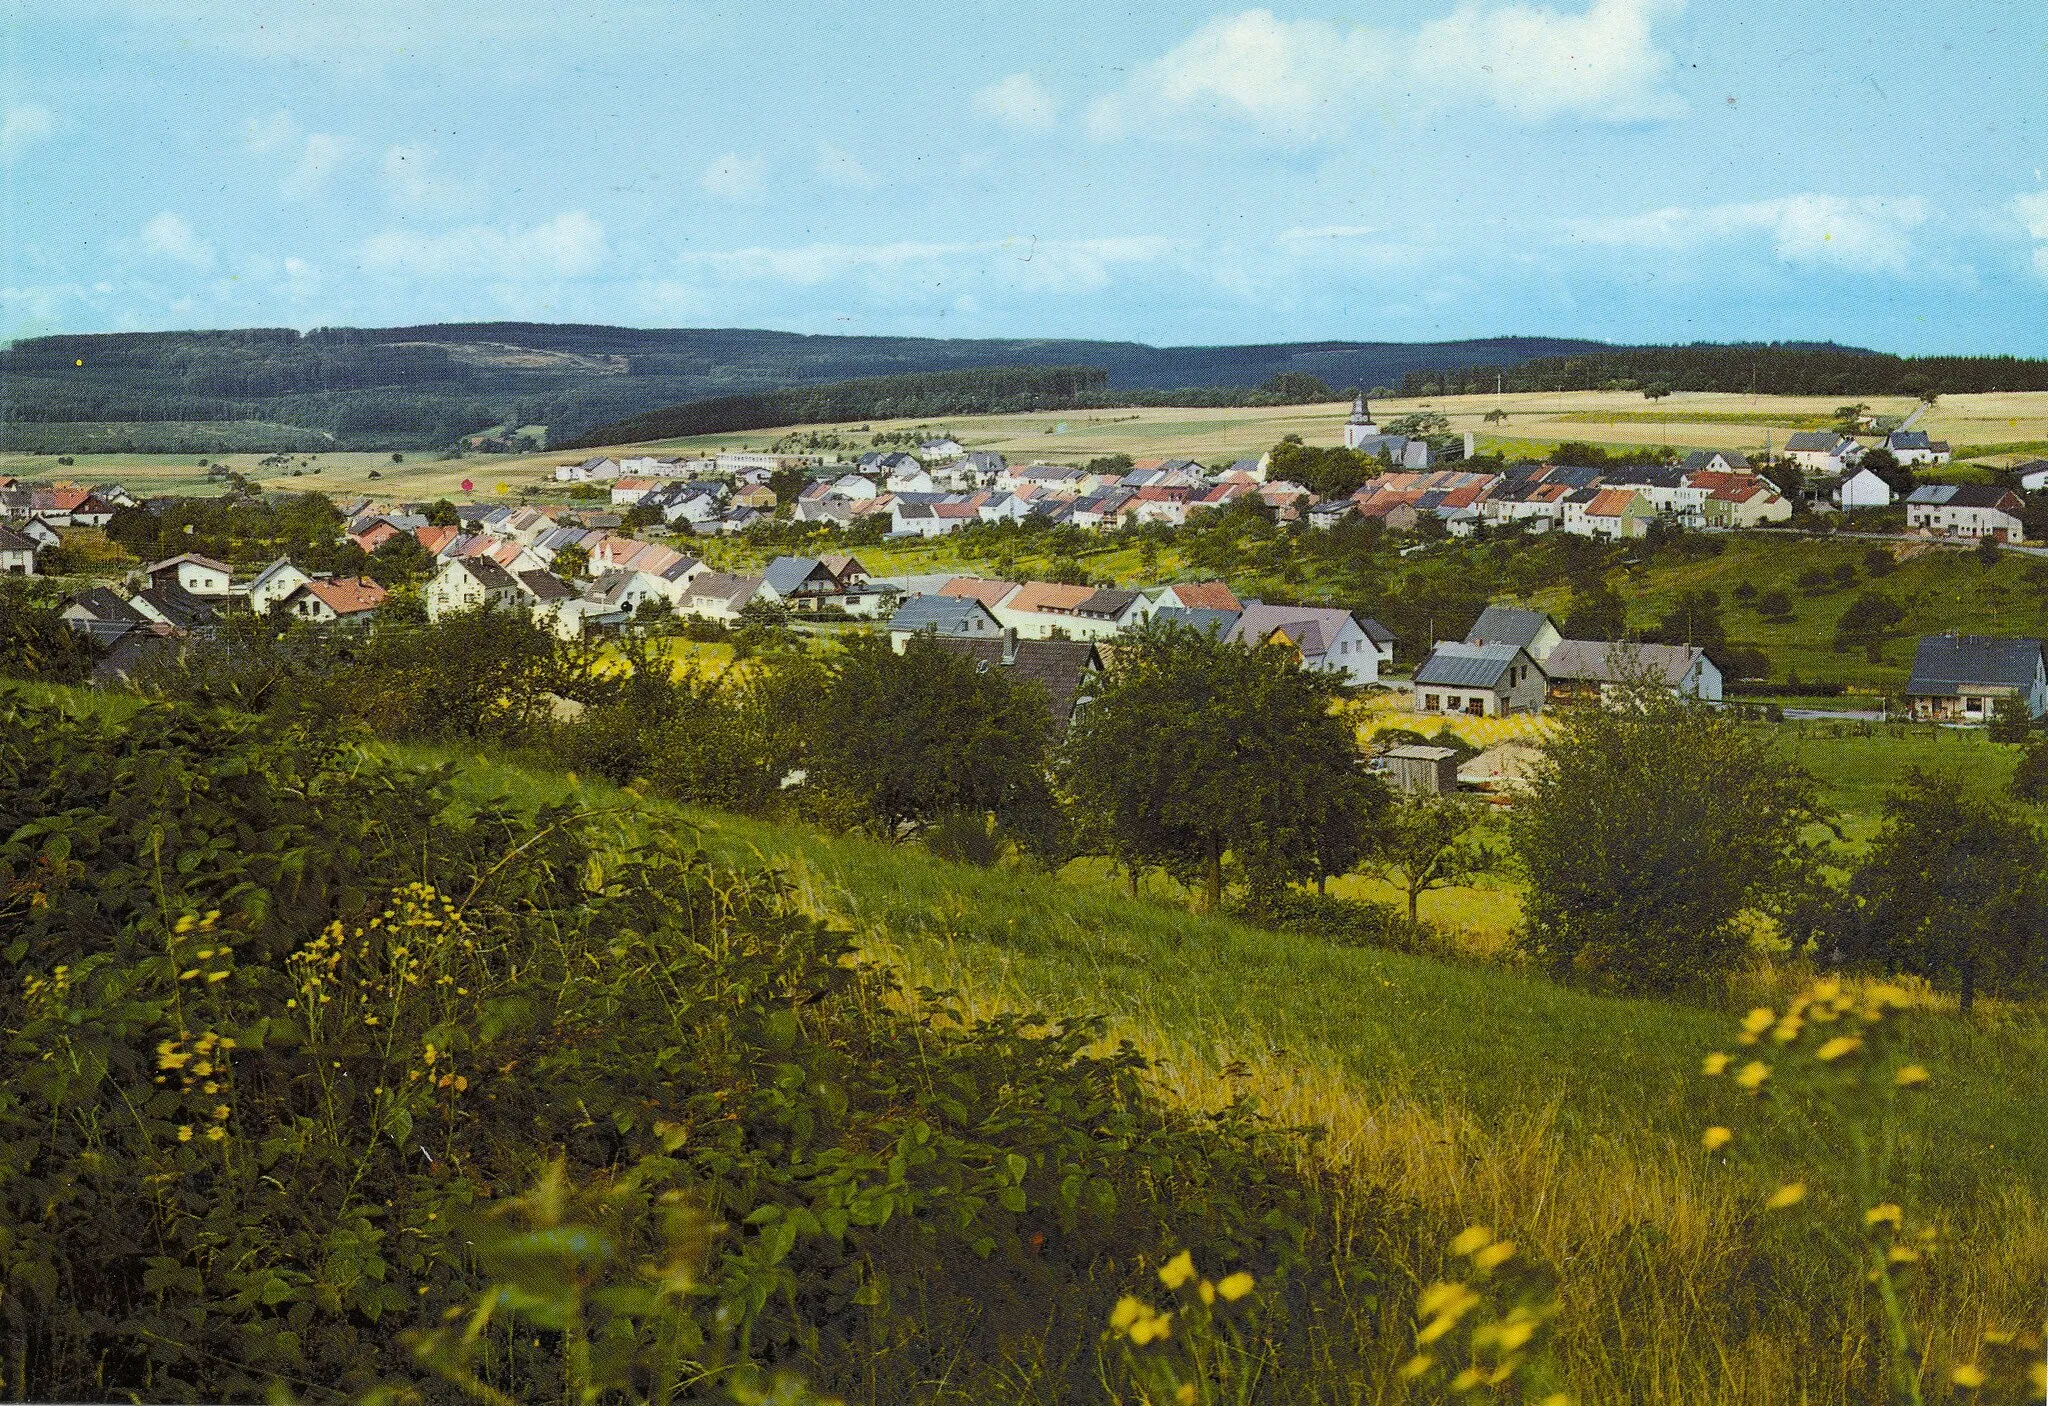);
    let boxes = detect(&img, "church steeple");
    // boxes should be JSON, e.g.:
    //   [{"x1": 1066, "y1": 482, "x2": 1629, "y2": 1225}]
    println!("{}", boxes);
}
[{"x1": 1349, "y1": 390, "x2": 1370, "y2": 424}]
